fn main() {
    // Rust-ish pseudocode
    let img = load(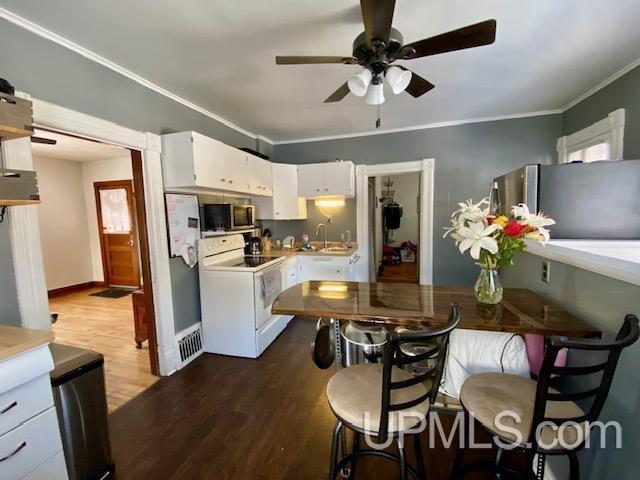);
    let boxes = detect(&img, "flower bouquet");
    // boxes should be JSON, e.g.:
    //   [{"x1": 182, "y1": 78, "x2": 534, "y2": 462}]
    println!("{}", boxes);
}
[{"x1": 444, "y1": 198, "x2": 556, "y2": 304}]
